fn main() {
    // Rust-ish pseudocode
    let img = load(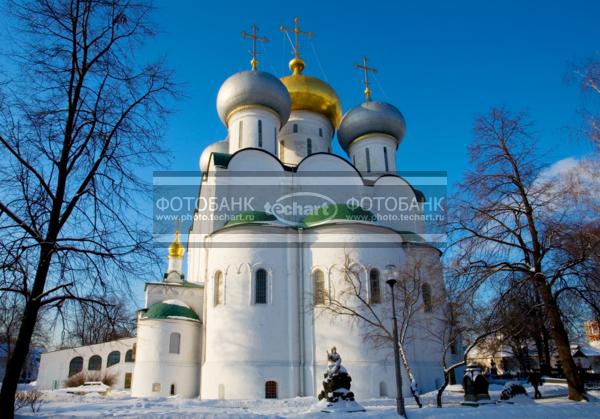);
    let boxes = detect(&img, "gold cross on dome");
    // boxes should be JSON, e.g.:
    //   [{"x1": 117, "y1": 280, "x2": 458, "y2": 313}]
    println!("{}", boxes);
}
[
  {"x1": 280, "y1": 17, "x2": 313, "y2": 59},
  {"x1": 355, "y1": 56, "x2": 378, "y2": 101},
  {"x1": 242, "y1": 24, "x2": 268, "y2": 70}
]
